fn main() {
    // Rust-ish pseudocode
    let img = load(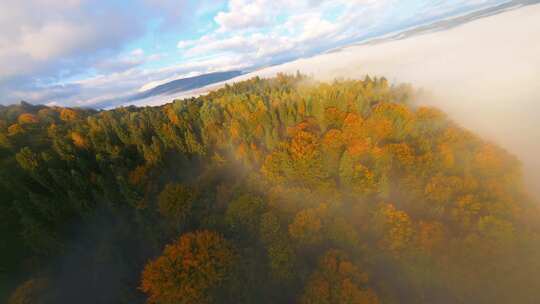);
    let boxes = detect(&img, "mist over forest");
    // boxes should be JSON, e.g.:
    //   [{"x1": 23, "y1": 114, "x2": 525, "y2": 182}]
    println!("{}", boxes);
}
[
  {"x1": 1, "y1": 74, "x2": 539, "y2": 303},
  {"x1": 214, "y1": 3, "x2": 540, "y2": 200}
]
